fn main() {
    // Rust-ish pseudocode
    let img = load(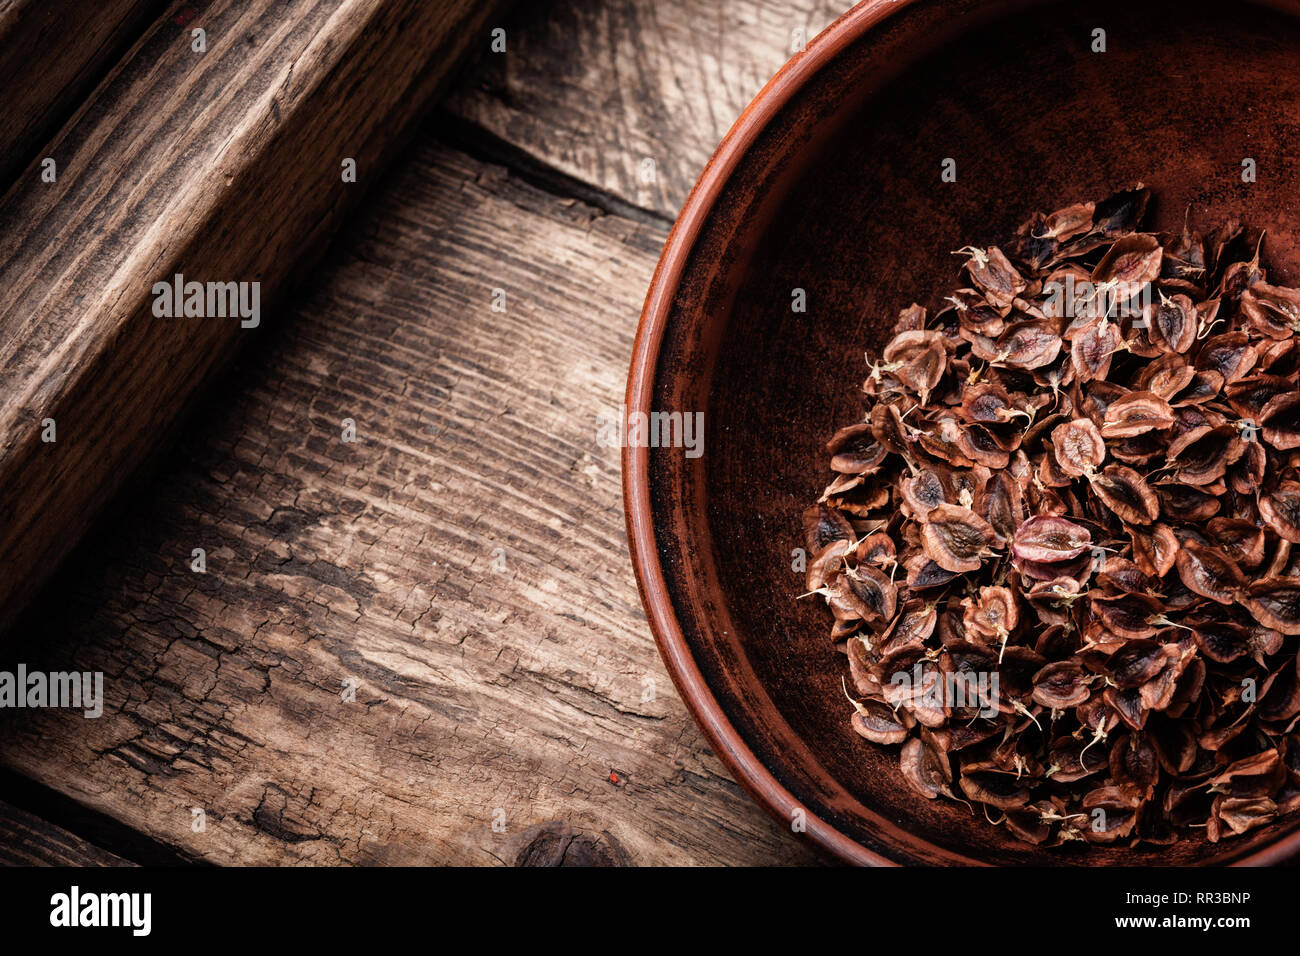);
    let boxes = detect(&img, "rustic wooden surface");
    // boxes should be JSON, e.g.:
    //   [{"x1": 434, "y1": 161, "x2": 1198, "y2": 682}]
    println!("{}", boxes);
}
[
  {"x1": 0, "y1": 0, "x2": 854, "y2": 865},
  {"x1": 448, "y1": 0, "x2": 850, "y2": 218},
  {"x1": 0, "y1": 0, "x2": 167, "y2": 185},
  {"x1": 0, "y1": 0, "x2": 509, "y2": 634},
  {"x1": 0, "y1": 799, "x2": 133, "y2": 867}
]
